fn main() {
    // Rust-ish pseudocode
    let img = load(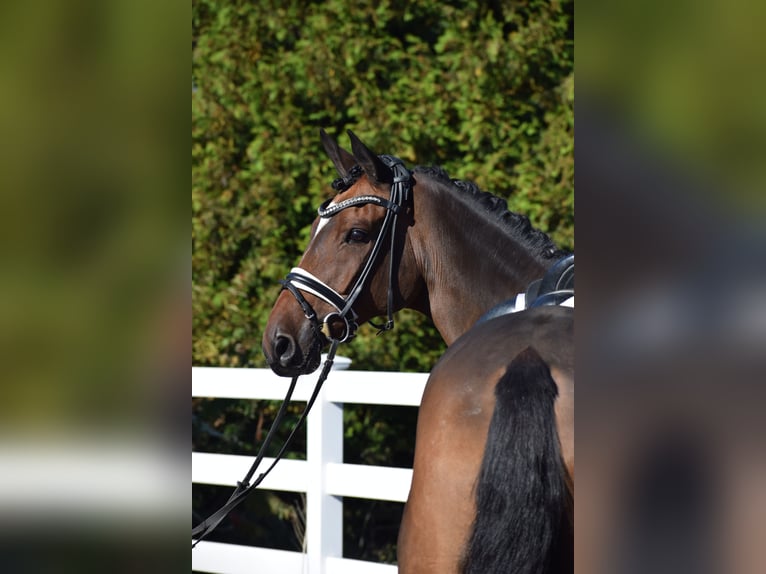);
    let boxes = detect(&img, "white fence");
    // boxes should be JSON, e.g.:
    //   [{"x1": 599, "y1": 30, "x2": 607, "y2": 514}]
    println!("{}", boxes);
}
[{"x1": 192, "y1": 365, "x2": 428, "y2": 574}]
